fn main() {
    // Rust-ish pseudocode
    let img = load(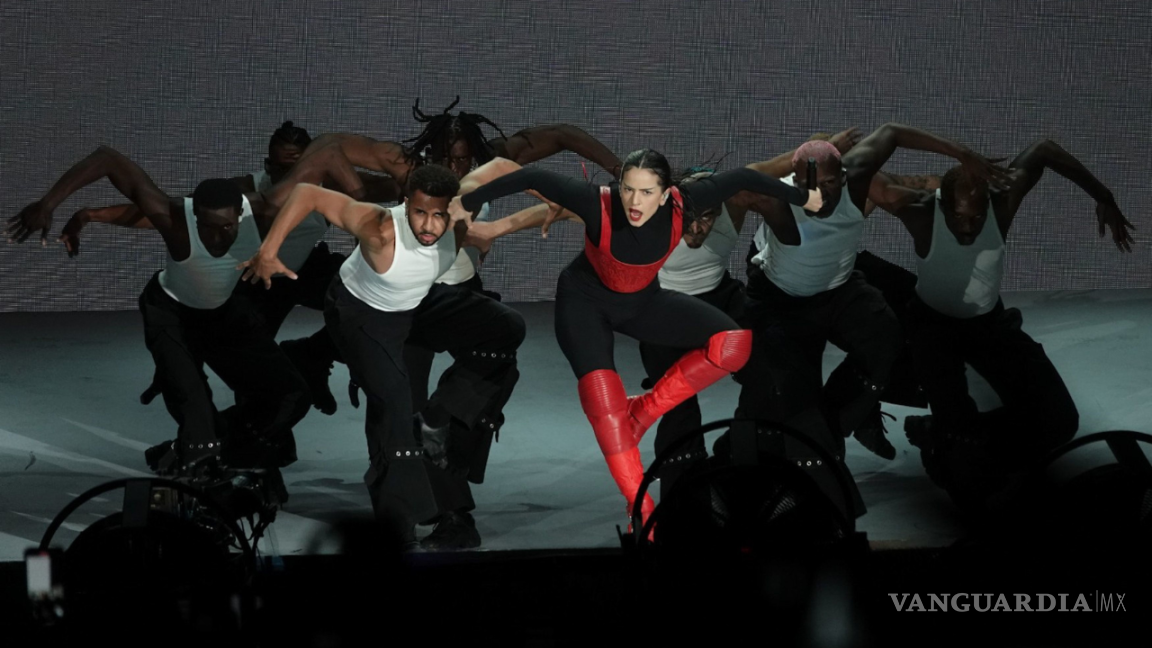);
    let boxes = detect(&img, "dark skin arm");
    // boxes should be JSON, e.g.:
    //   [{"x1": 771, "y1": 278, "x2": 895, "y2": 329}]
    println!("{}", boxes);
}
[
  {"x1": 995, "y1": 139, "x2": 1134, "y2": 251},
  {"x1": 842, "y1": 123, "x2": 1011, "y2": 213},
  {"x1": 58, "y1": 204, "x2": 154, "y2": 257},
  {"x1": 492, "y1": 124, "x2": 622, "y2": 177},
  {"x1": 293, "y1": 133, "x2": 413, "y2": 184},
  {"x1": 8, "y1": 145, "x2": 176, "y2": 247},
  {"x1": 866, "y1": 173, "x2": 942, "y2": 216}
]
